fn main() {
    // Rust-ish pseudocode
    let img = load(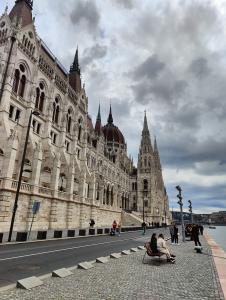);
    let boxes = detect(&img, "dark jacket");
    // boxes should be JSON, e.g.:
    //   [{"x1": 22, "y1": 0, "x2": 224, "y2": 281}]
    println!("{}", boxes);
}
[{"x1": 150, "y1": 237, "x2": 158, "y2": 253}]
